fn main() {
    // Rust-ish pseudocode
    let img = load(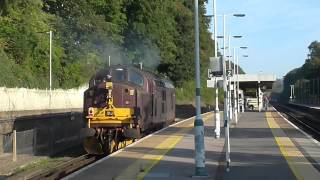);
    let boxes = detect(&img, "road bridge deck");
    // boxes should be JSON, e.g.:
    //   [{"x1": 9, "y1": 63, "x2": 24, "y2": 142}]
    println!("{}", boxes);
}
[{"x1": 65, "y1": 108, "x2": 320, "y2": 180}]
